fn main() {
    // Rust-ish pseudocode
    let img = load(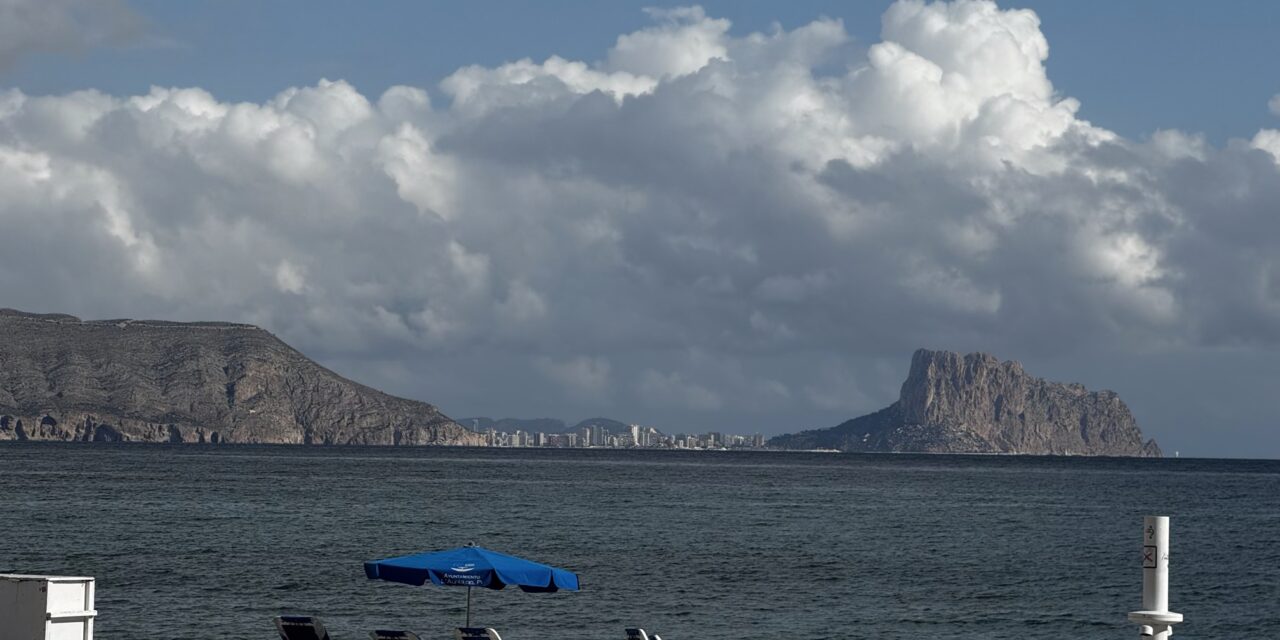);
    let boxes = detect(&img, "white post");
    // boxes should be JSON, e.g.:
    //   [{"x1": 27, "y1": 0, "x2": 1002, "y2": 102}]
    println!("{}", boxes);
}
[{"x1": 1127, "y1": 516, "x2": 1182, "y2": 638}]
